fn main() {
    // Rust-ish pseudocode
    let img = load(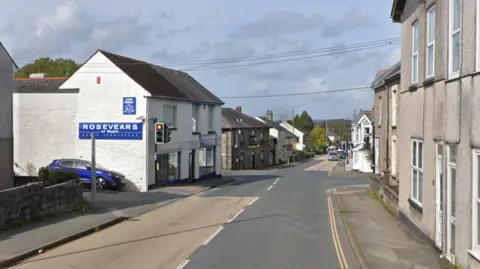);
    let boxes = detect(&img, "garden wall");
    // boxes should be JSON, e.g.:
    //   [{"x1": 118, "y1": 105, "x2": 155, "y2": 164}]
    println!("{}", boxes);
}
[{"x1": 0, "y1": 180, "x2": 83, "y2": 229}]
